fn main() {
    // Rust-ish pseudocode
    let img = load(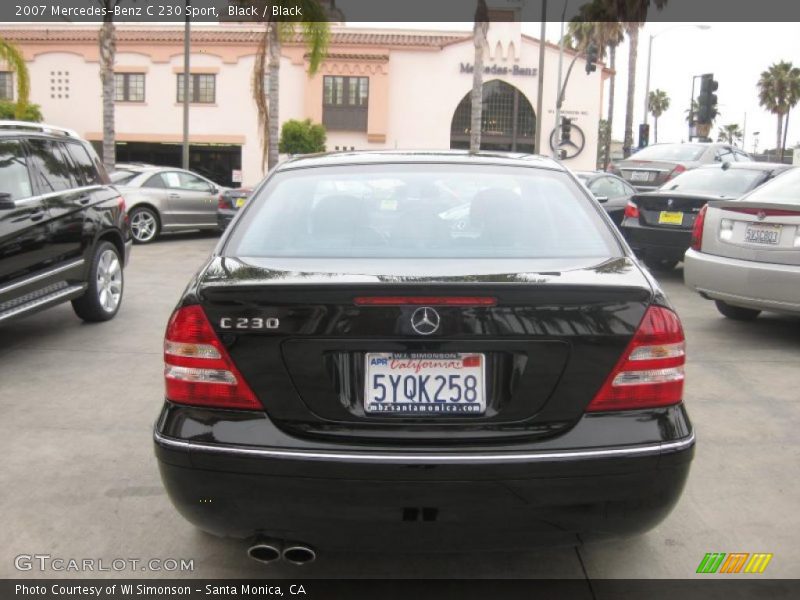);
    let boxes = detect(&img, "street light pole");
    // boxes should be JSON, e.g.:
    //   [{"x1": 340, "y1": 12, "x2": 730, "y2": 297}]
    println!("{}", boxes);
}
[
  {"x1": 182, "y1": 0, "x2": 191, "y2": 170},
  {"x1": 552, "y1": 0, "x2": 568, "y2": 159},
  {"x1": 644, "y1": 24, "x2": 710, "y2": 127}
]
